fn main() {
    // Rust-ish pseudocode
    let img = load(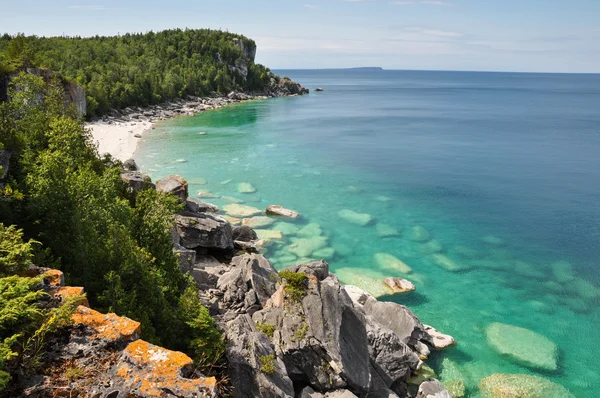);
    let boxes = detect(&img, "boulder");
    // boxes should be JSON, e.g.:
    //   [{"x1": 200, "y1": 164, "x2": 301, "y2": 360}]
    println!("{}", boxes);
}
[
  {"x1": 383, "y1": 277, "x2": 416, "y2": 294},
  {"x1": 173, "y1": 243, "x2": 196, "y2": 273},
  {"x1": 288, "y1": 236, "x2": 329, "y2": 258},
  {"x1": 185, "y1": 197, "x2": 219, "y2": 213},
  {"x1": 238, "y1": 182, "x2": 257, "y2": 193},
  {"x1": 283, "y1": 260, "x2": 330, "y2": 281},
  {"x1": 223, "y1": 203, "x2": 263, "y2": 218},
  {"x1": 175, "y1": 213, "x2": 234, "y2": 250},
  {"x1": 266, "y1": 205, "x2": 300, "y2": 219},
  {"x1": 479, "y1": 374, "x2": 574, "y2": 398},
  {"x1": 122, "y1": 158, "x2": 138, "y2": 171},
  {"x1": 156, "y1": 174, "x2": 188, "y2": 202},
  {"x1": 416, "y1": 380, "x2": 452, "y2": 398},
  {"x1": 233, "y1": 225, "x2": 258, "y2": 242},
  {"x1": 93, "y1": 339, "x2": 217, "y2": 397},
  {"x1": 423, "y1": 325, "x2": 455, "y2": 349},
  {"x1": 315, "y1": 88, "x2": 324, "y2": 92},
  {"x1": 409, "y1": 226, "x2": 431, "y2": 242},
  {"x1": 362, "y1": 300, "x2": 430, "y2": 348},
  {"x1": 217, "y1": 254, "x2": 278, "y2": 310},
  {"x1": 365, "y1": 389, "x2": 400, "y2": 398},
  {"x1": 485, "y1": 322, "x2": 558, "y2": 371},
  {"x1": 337, "y1": 209, "x2": 374, "y2": 226},
  {"x1": 243, "y1": 216, "x2": 276, "y2": 228},
  {"x1": 120, "y1": 171, "x2": 154, "y2": 192},
  {"x1": 374, "y1": 253, "x2": 413, "y2": 274},
  {"x1": 252, "y1": 276, "x2": 371, "y2": 394},
  {"x1": 225, "y1": 314, "x2": 295, "y2": 398}
]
